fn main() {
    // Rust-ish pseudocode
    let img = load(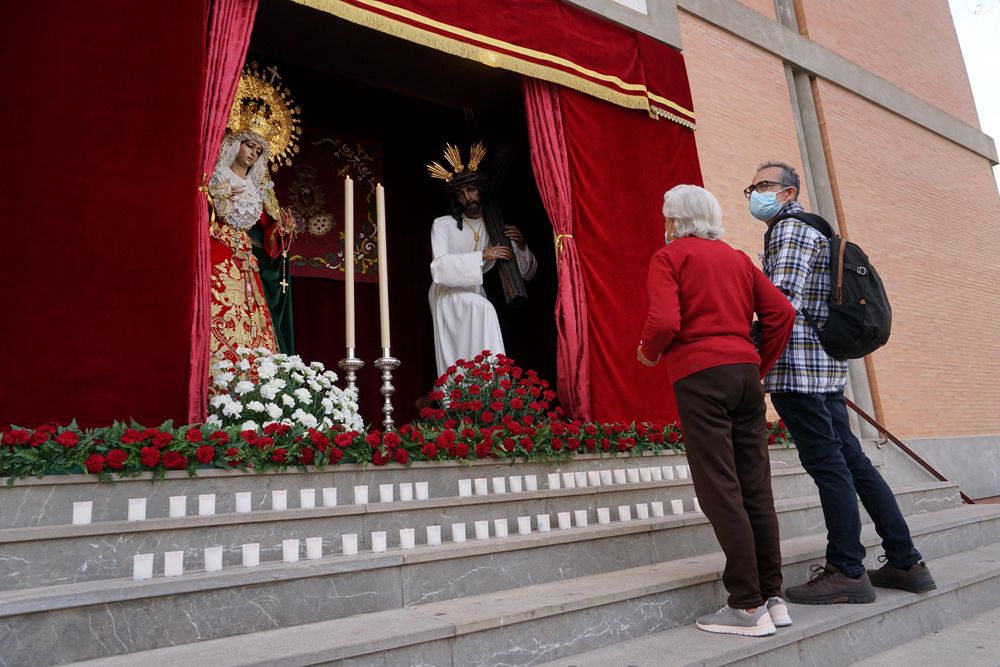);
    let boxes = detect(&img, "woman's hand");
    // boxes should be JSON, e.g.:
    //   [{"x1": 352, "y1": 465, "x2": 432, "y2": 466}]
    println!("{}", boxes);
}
[
  {"x1": 483, "y1": 245, "x2": 513, "y2": 261},
  {"x1": 278, "y1": 207, "x2": 298, "y2": 238},
  {"x1": 636, "y1": 344, "x2": 660, "y2": 367}
]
